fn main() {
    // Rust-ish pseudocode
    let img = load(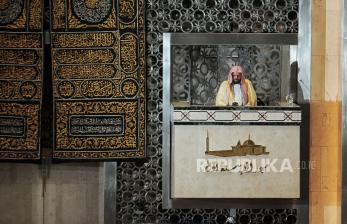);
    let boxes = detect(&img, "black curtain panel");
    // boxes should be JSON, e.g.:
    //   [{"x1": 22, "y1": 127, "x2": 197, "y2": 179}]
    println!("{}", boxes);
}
[
  {"x1": 0, "y1": 0, "x2": 43, "y2": 160},
  {"x1": 51, "y1": 0, "x2": 146, "y2": 159}
]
